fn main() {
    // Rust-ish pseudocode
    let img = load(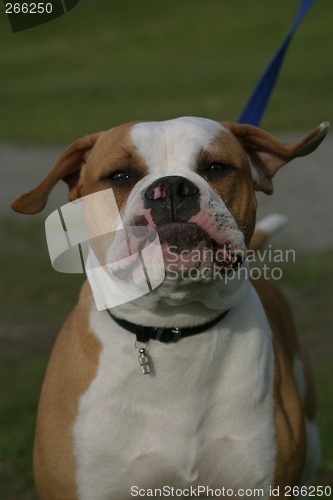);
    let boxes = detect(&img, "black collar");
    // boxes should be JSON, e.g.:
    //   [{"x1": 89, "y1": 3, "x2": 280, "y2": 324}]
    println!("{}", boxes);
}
[{"x1": 106, "y1": 308, "x2": 230, "y2": 344}]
